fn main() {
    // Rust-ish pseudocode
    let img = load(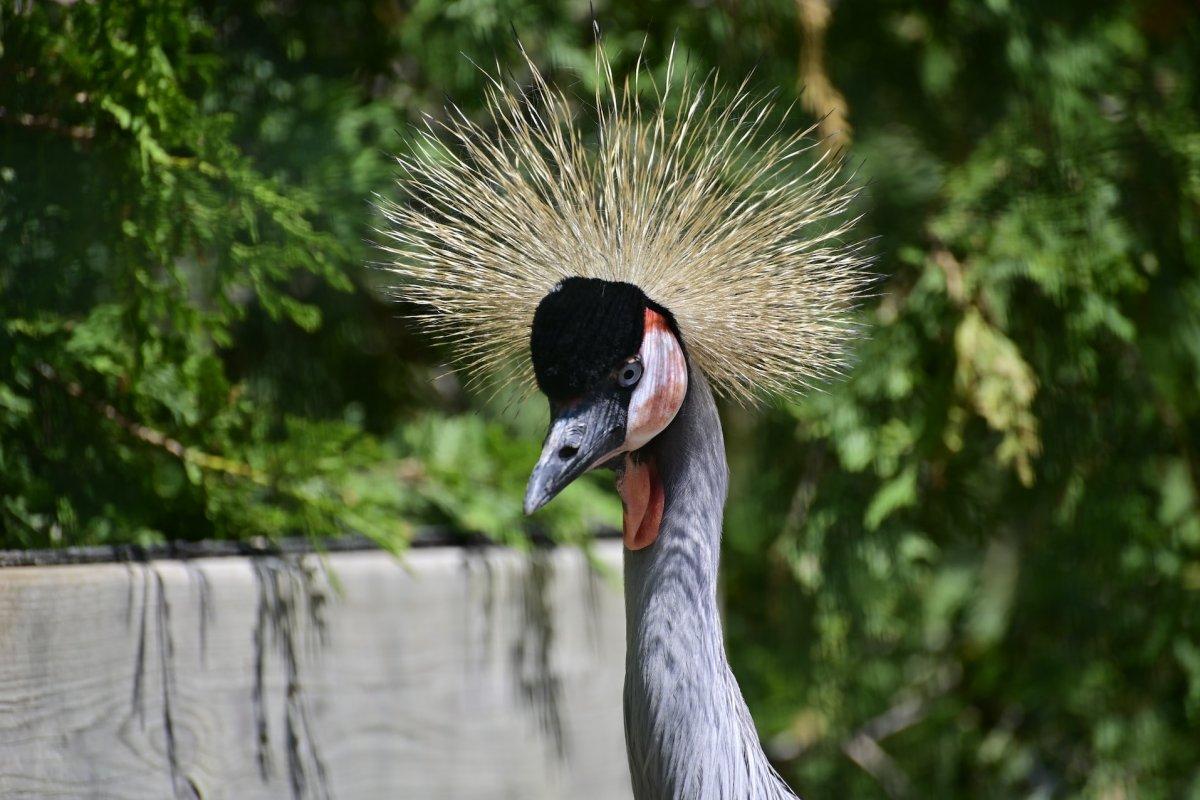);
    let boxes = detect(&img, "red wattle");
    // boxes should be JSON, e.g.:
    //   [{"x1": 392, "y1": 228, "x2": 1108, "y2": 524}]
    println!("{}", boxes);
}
[{"x1": 618, "y1": 455, "x2": 663, "y2": 551}]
